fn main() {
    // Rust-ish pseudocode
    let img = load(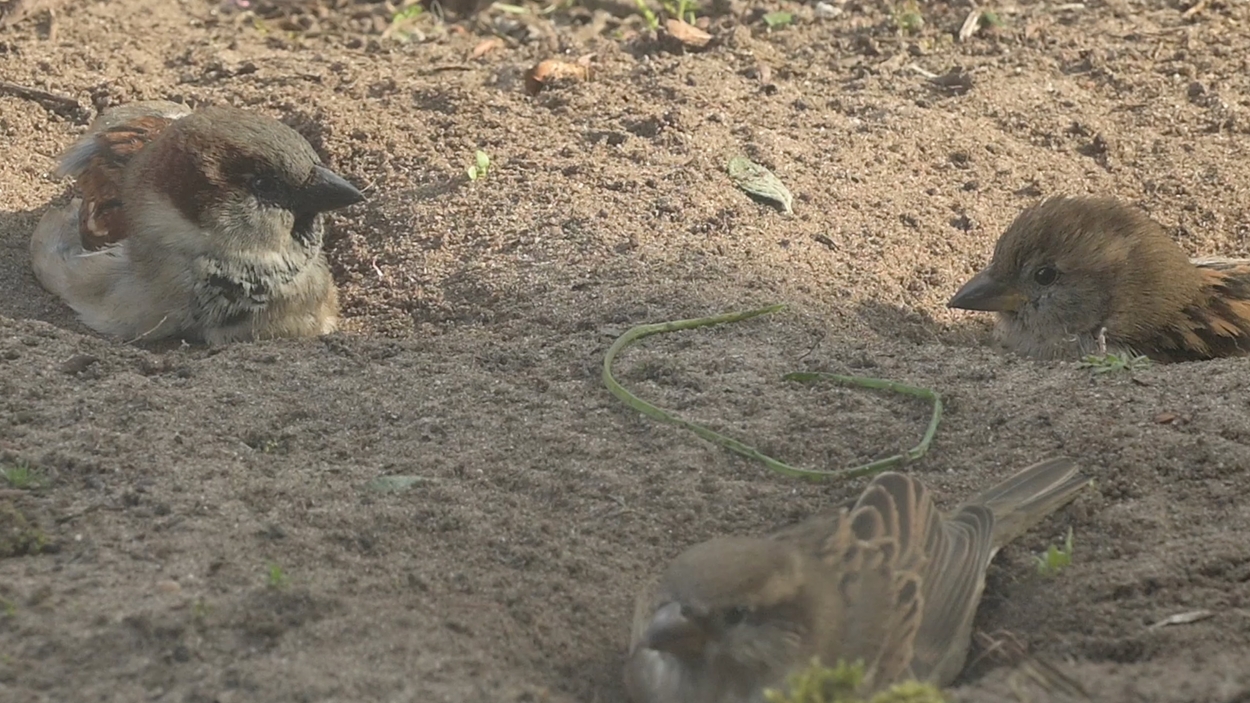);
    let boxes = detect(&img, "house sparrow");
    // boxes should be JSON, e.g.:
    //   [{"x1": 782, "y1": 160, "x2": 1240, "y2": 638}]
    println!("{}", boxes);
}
[
  {"x1": 625, "y1": 457, "x2": 1087, "y2": 703},
  {"x1": 30, "y1": 100, "x2": 364, "y2": 344},
  {"x1": 947, "y1": 195, "x2": 1250, "y2": 362}
]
